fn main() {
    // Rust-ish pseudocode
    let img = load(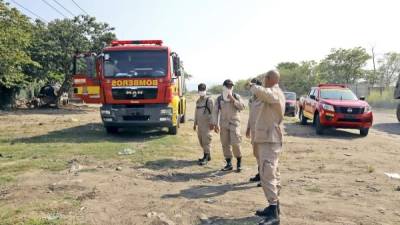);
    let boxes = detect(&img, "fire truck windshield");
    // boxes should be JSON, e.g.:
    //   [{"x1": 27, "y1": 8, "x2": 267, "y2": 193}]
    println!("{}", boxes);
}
[{"x1": 104, "y1": 50, "x2": 168, "y2": 78}]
